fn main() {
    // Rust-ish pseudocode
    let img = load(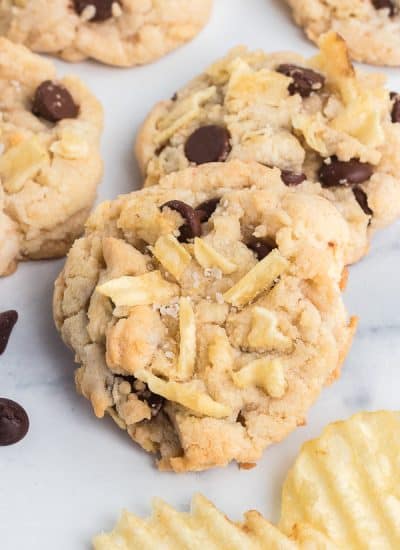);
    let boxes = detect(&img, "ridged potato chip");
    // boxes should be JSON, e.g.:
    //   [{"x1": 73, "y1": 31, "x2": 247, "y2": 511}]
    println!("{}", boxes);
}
[{"x1": 93, "y1": 411, "x2": 400, "y2": 549}]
